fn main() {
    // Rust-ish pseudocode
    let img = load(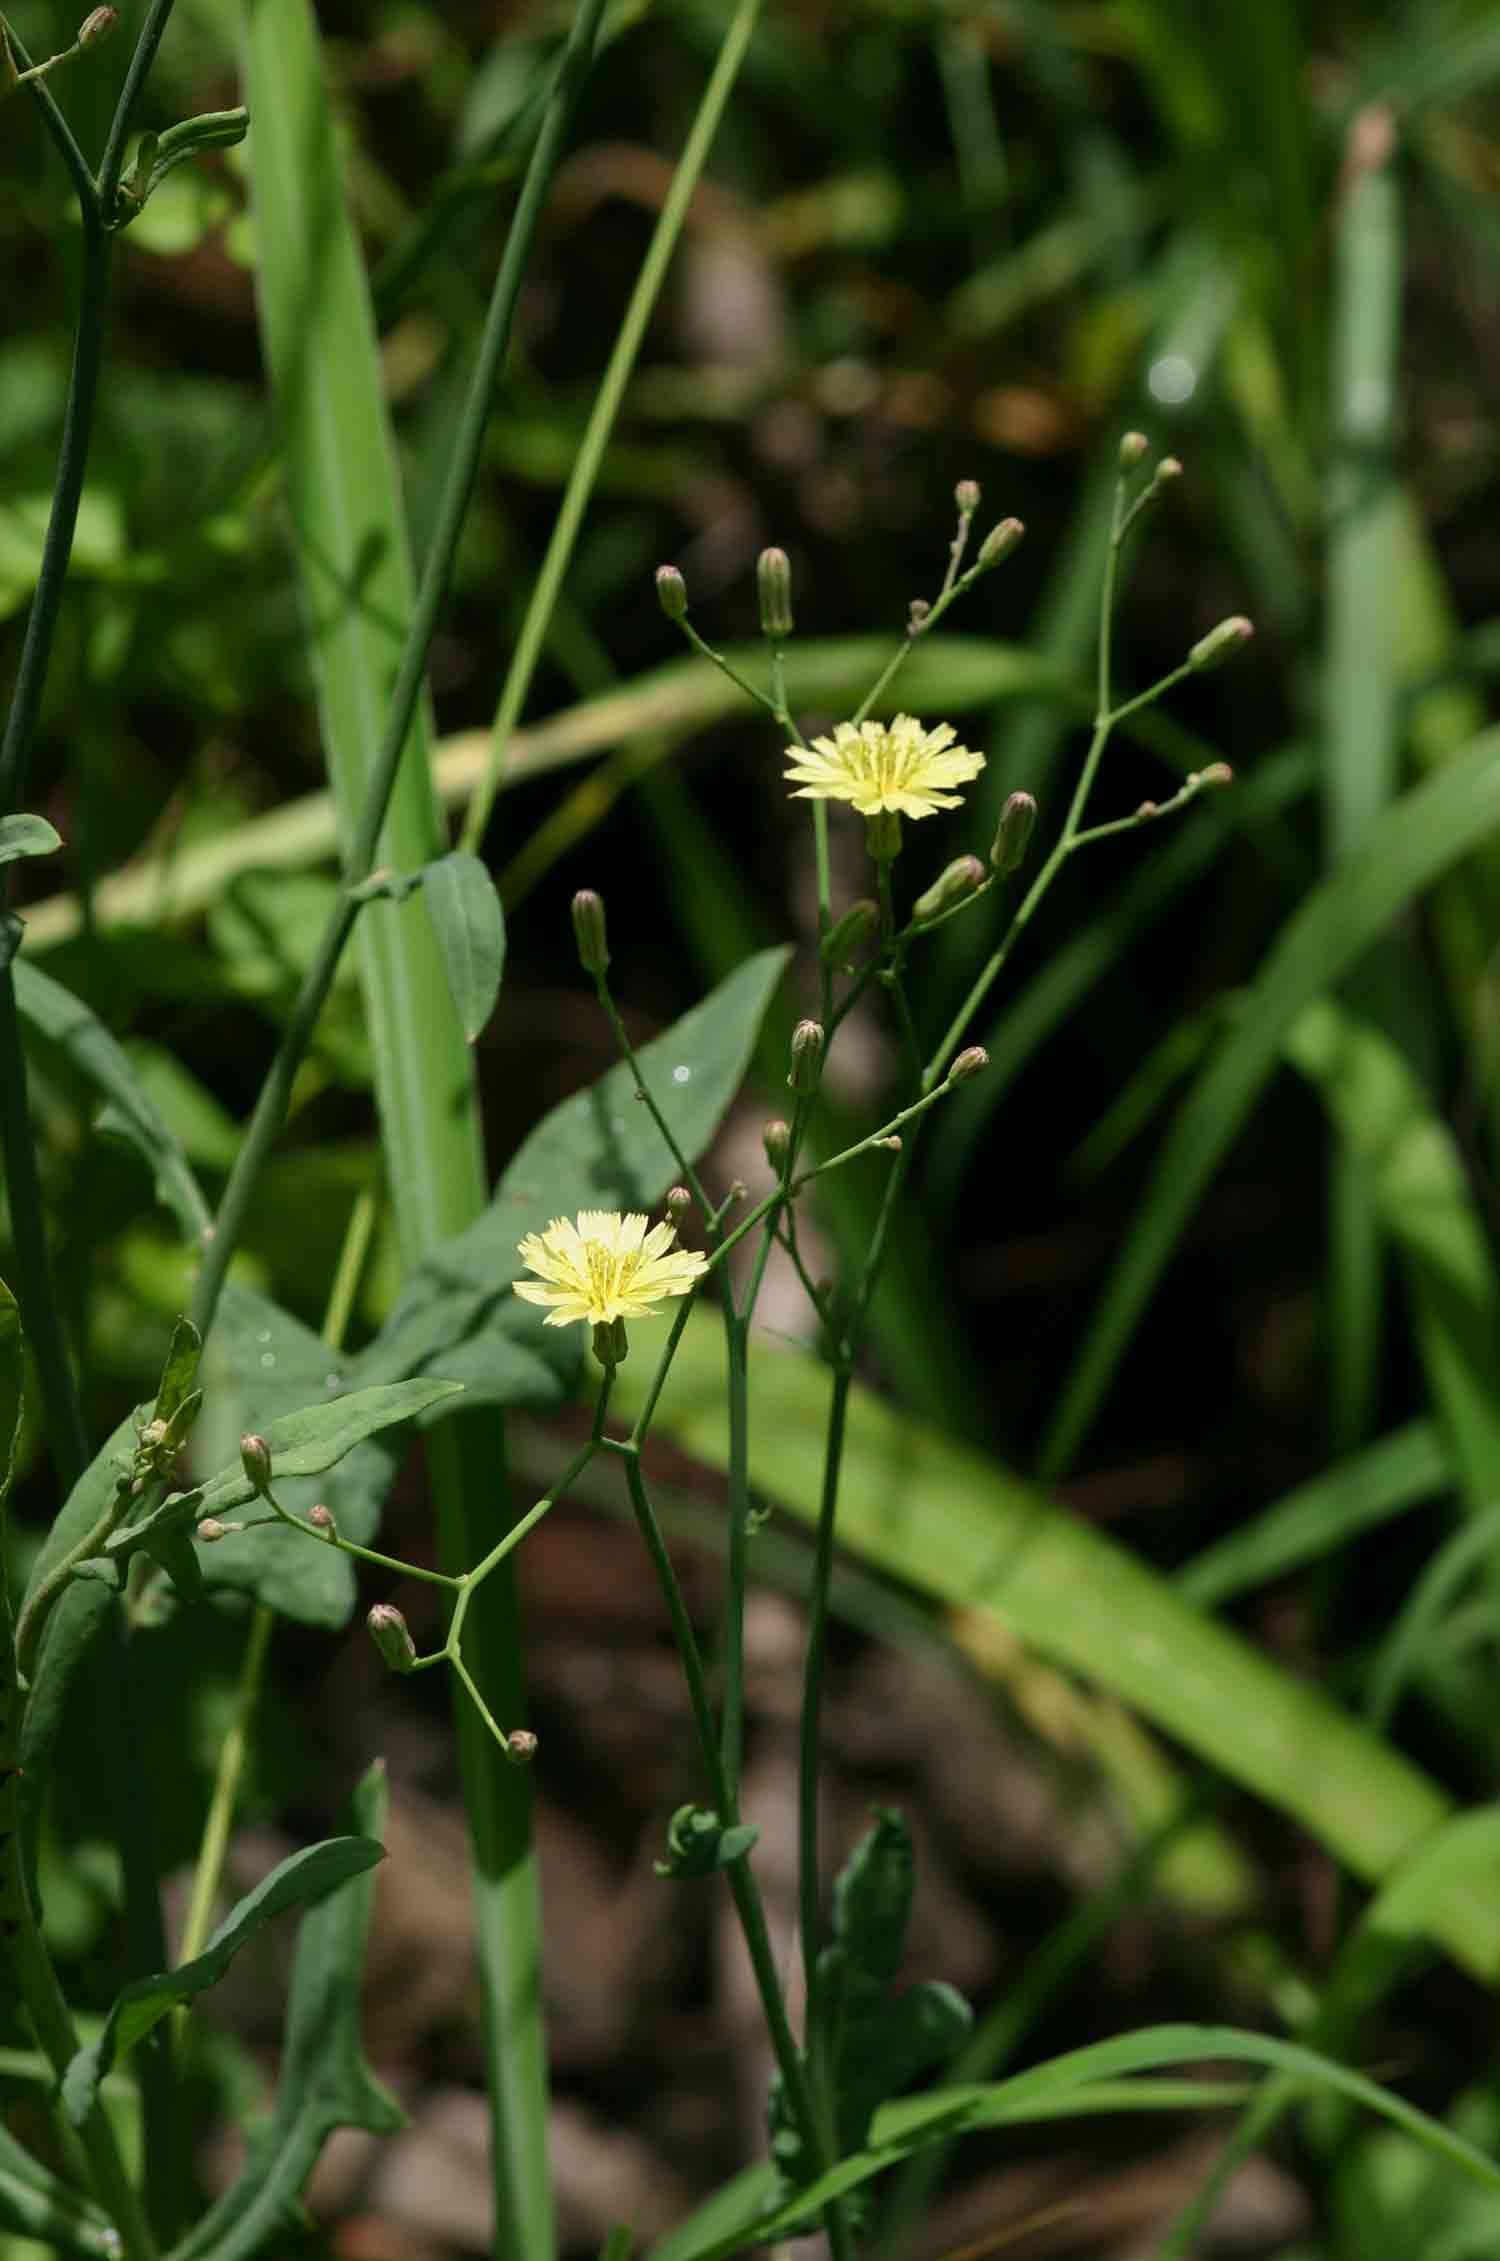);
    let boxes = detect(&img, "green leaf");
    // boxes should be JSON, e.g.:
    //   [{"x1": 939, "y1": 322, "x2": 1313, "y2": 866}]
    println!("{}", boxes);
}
[
  {"x1": 193, "y1": 1373, "x2": 463, "y2": 1516},
  {"x1": 0, "y1": 813, "x2": 61, "y2": 866},
  {"x1": 191, "y1": 1283, "x2": 405, "y2": 1626},
  {"x1": 164, "y1": 1764, "x2": 403, "y2": 2261},
  {"x1": 654, "y1": 1803, "x2": 759, "y2": 1878},
  {"x1": 769, "y1": 1809, "x2": 971, "y2": 2226},
  {"x1": 154, "y1": 1315, "x2": 204, "y2": 1430},
  {"x1": 0, "y1": 2122, "x2": 115, "y2": 2257},
  {"x1": 62, "y1": 1834, "x2": 384, "y2": 2124},
  {"x1": 19, "y1": 1405, "x2": 140, "y2": 1614},
  {"x1": 12, "y1": 958, "x2": 213, "y2": 1241},
  {"x1": 610, "y1": 1314, "x2": 1500, "y2": 1980},
  {"x1": 418, "y1": 850, "x2": 505, "y2": 1042},
  {"x1": 1285, "y1": 998, "x2": 1500, "y2": 1521},
  {"x1": 657, "y1": 2026, "x2": 1500, "y2": 2261},
  {"x1": 1041, "y1": 723, "x2": 1500, "y2": 1477},
  {"x1": 1175, "y1": 1419, "x2": 1451, "y2": 1609},
  {"x1": 360, "y1": 945, "x2": 790, "y2": 1406}
]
